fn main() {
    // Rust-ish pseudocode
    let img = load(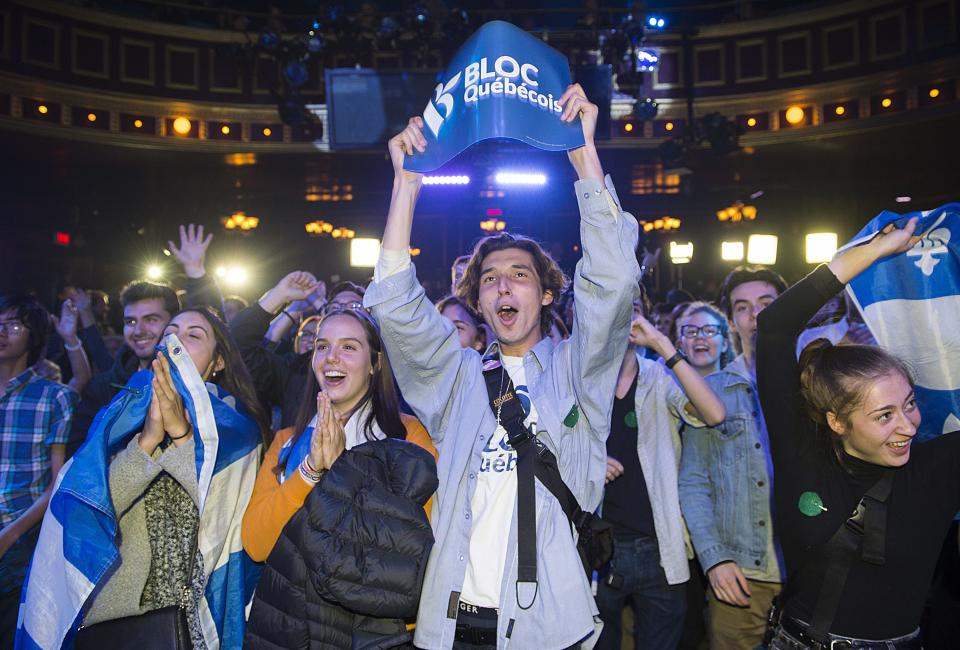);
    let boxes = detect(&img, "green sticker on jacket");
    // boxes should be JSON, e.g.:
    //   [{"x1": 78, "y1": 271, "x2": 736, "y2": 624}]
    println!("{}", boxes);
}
[
  {"x1": 798, "y1": 491, "x2": 827, "y2": 517},
  {"x1": 563, "y1": 404, "x2": 579, "y2": 427},
  {"x1": 624, "y1": 410, "x2": 638, "y2": 428}
]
